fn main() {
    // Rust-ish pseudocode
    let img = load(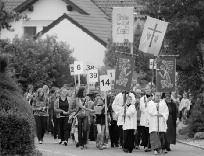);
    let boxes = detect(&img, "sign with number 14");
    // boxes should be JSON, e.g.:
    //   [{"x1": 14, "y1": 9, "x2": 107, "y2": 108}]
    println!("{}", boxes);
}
[{"x1": 100, "y1": 75, "x2": 111, "y2": 92}]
